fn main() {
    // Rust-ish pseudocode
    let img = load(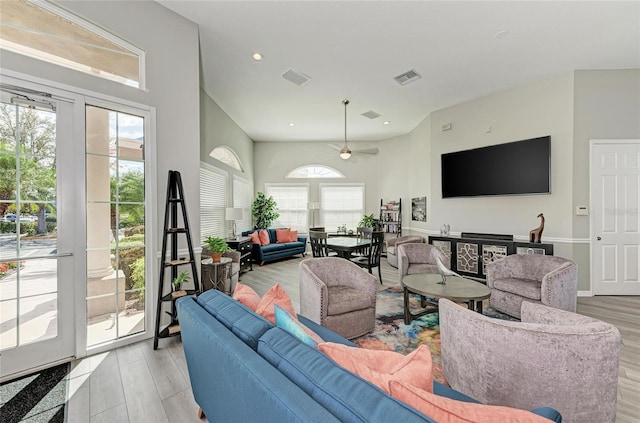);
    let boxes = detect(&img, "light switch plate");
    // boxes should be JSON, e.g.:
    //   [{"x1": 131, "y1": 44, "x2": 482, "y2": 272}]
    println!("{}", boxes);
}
[{"x1": 576, "y1": 206, "x2": 589, "y2": 216}]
